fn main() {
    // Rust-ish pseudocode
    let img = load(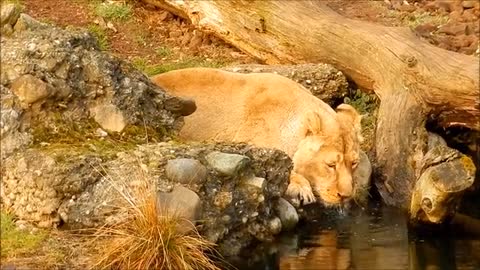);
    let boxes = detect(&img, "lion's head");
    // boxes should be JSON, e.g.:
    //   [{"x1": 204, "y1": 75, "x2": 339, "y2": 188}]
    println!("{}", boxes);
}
[{"x1": 292, "y1": 104, "x2": 362, "y2": 206}]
